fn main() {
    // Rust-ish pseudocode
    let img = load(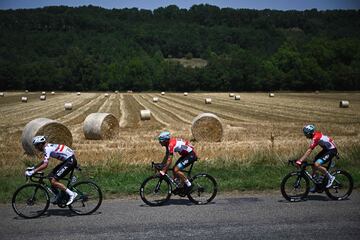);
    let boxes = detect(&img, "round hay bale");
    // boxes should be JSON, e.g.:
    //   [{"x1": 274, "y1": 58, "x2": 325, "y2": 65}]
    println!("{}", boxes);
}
[
  {"x1": 127, "y1": 90, "x2": 133, "y2": 93},
  {"x1": 25, "y1": 90, "x2": 29, "y2": 93},
  {"x1": 21, "y1": 118, "x2": 73, "y2": 155},
  {"x1": 229, "y1": 93, "x2": 234, "y2": 97},
  {"x1": 21, "y1": 96, "x2": 28, "y2": 103},
  {"x1": 315, "y1": 90, "x2": 319, "y2": 94},
  {"x1": 269, "y1": 93, "x2": 275, "y2": 97},
  {"x1": 41, "y1": 91, "x2": 46, "y2": 95},
  {"x1": 40, "y1": 95, "x2": 46, "y2": 101},
  {"x1": 235, "y1": 95, "x2": 241, "y2": 100},
  {"x1": 153, "y1": 97, "x2": 159, "y2": 103},
  {"x1": 83, "y1": 113, "x2": 119, "y2": 140},
  {"x1": 140, "y1": 110, "x2": 151, "y2": 120},
  {"x1": 0, "y1": 92, "x2": 4, "y2": 97},
  {"x1": 64, "y1": 103, "x2": 73, "y2": 110},
  {"x1": 184, "y1": 92, "x2": 188, "y2": 96},
  {"x1": 161, "y1": 92, "x2": 165, "y2": 95},
  {"x1": 77, "y1": 92, "x2": 81, "y2": 96},
  {"x1": 104, "y1": 93, "x2": 109, "y2": 97},
  {"x1": 205, "y1": 98, "x2": 212, "y2": 104},
  {"x1": 339, "y1": 100, "x2": 349, "y2": 108},
  {"x1": 51, "y1": 91, "x2": 55, "y2": 95},
  {"x1": 191, "y1": 113, "x2": 223, "y2": 142},
  {"x1": 115, "y1": 90, "x2": 119, "y2": 94}
]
